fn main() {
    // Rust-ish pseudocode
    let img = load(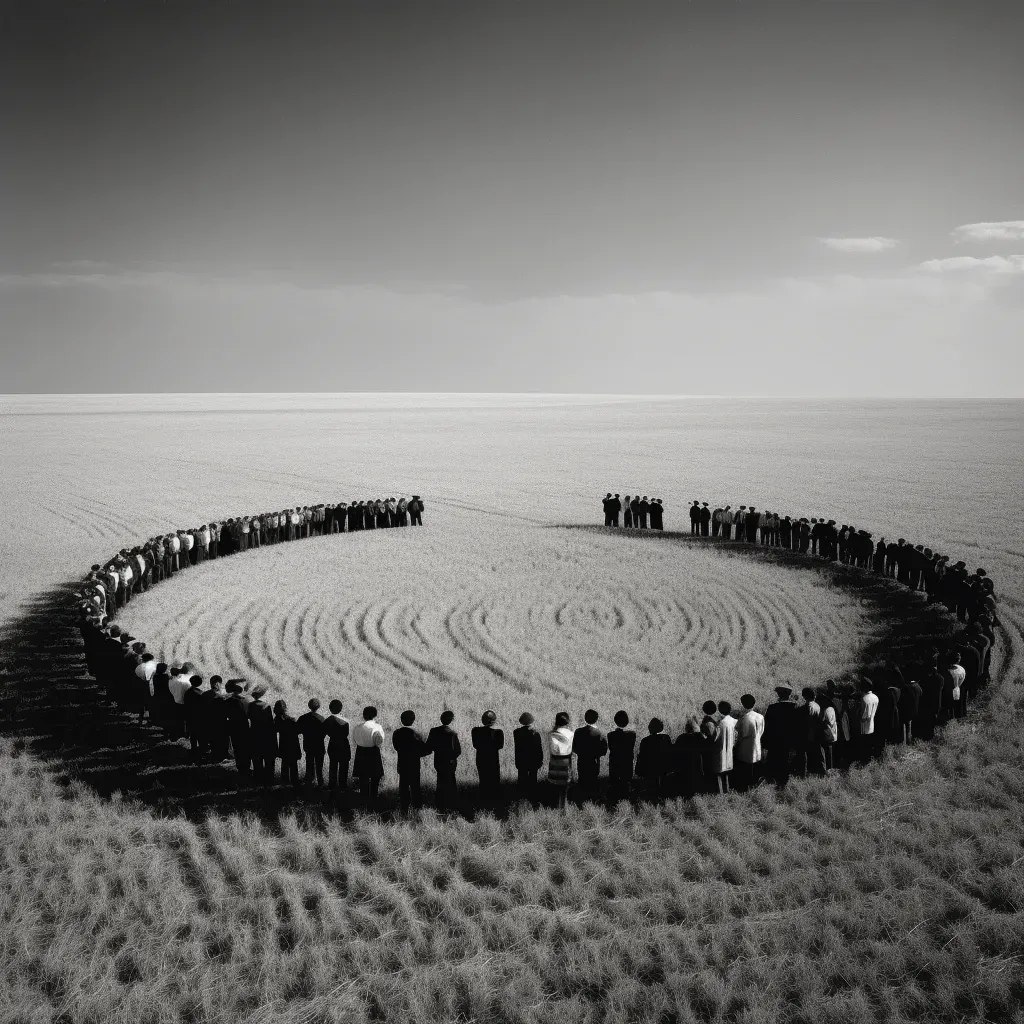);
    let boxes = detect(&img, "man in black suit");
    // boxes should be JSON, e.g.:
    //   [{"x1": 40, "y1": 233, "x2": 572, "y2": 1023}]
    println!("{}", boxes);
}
[
  {"x1": 513, "y1": 712, "x2": 543, "y2": 800},
  {"x1": 689, "y1": 501, "x2": 701, "y2": 535},
  {"x1": 763, "y1": 684, "x2": 798, "y2": 784},
  {"x1": 201, "y1": 675, "x2": 231, "y2": 761},
  {"x1": 899, "y1": 672, "x2": 923, "y2": 745},
  {"x1": 426, "y1": 710, "x2": 461, "y2": 811},
  {"x1": 324, "y1": 699, "x2": 351, "y2": 792},
  {"x1": 699, "y1": 502, "x2": 711, "y2": 537},
  {"x1": 745, "y1": 507, "x2": 761, "y2": 543},
  {"x1": 297, "y1": 698, "x2": 328, "y2": 787},
  {"x1": 572, "y1": 709, "x2": 608, "y2": 799},
  {"x1": 637, "y1": 496, "x2": 650, "y2": 529},
  {"x1": 607, "y1": 710, "x2": 636, "y2": 799},
  {"x1": 392, "y1": 710, "x2": 428, "y2": 813},
  {"x1": 602, "y1": 493, "x2": 614, "y2": 526},
  {"x1": 184, "y1": 676, "x2": 206, "y2": 760},
  {"x1": 247, "y1": 686, "x2": 277, "y2": 785},
  {"x1": 650, "y1": 499, "x2": 664, "y2": 531},
  {"x1": 408, "y1": 495, "x2": 424, "y2": 527},
  {"x1": 225, "y1": 681, "x2": 252, "y2": 774},
  {"x1": 471, "y1": 710, "x2": 504, "y2": 801}
]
